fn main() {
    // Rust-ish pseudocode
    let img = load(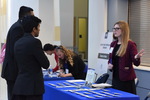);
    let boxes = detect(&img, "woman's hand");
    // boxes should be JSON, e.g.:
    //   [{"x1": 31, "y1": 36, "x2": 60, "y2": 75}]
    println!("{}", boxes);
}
[
  {"x1": 108, "y1": 63, "x2": 113, "y2": 70},
  {"x1": 59, "y1": 73, "x2": 66, "y2": 77},
  {"x1": 135, "y1": 49, "x2": 144, "y2": 59},
  {"x1": 59, "y1": 73, "x2": 72, "y2": 77}
]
